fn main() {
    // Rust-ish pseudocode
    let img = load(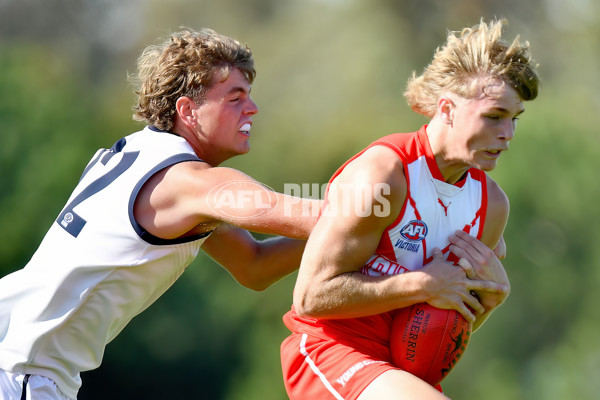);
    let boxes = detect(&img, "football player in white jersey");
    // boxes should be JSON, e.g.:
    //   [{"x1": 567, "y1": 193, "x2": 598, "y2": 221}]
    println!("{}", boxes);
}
[
  {"x1": 281, "y1": 19, "x2": 540, "y2": 400},
  {"x1": 0, "y1": 28, "x2": 321, "y2": 399}
]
